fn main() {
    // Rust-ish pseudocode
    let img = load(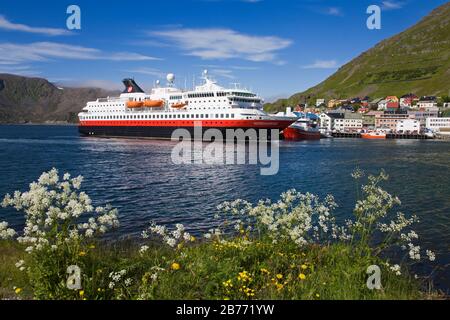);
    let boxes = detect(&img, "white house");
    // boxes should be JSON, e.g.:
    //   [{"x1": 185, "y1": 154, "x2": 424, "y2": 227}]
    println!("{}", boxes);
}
[
  {"x1": 316, "y1": 99, "x2": 325, "y2": 107},
  {"x1": 426, "y1": 117, "x2": 450, "y2": 135},
  {"x1": 417, "y1": 97, "x2": 438, "y2": 110},
  {"x1": 377, "y1": 99, "x2": 388, "y2": 111},
  {"x1": 319, "y1": 113, "x2": 333, "y2": 132},
  {"x1": 396, "y1": 119, "x2": 420, "y2": 133}
]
